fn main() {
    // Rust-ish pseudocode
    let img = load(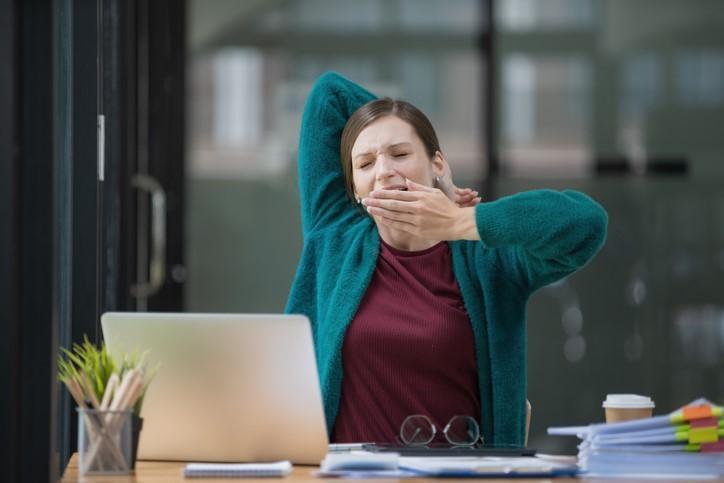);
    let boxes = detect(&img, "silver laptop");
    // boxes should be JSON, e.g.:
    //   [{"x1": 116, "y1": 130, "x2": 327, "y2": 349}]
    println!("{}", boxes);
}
[{"x1": 101, "y1": 312, "x2": 329, "y2": 464}]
